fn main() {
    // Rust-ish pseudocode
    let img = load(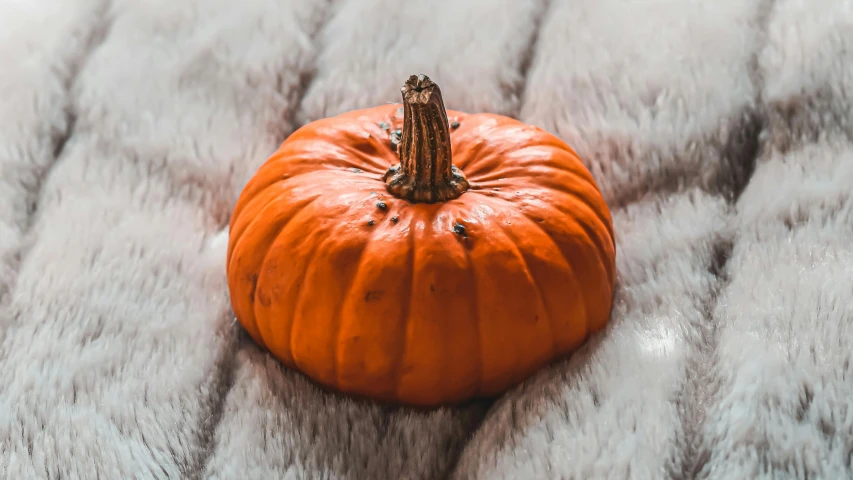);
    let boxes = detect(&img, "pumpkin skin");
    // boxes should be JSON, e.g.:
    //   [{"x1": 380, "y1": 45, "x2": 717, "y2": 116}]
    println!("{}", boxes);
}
[{"x1": 226, "y1": 75, "x2": 616, "y2": 407}]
